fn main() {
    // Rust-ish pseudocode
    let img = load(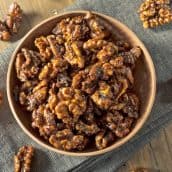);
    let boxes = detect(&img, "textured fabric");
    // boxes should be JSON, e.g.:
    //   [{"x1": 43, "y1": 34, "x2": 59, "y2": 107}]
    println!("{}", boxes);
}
[{"x1": 0, "y1": 0, "x2": 172, "y2": 171}]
